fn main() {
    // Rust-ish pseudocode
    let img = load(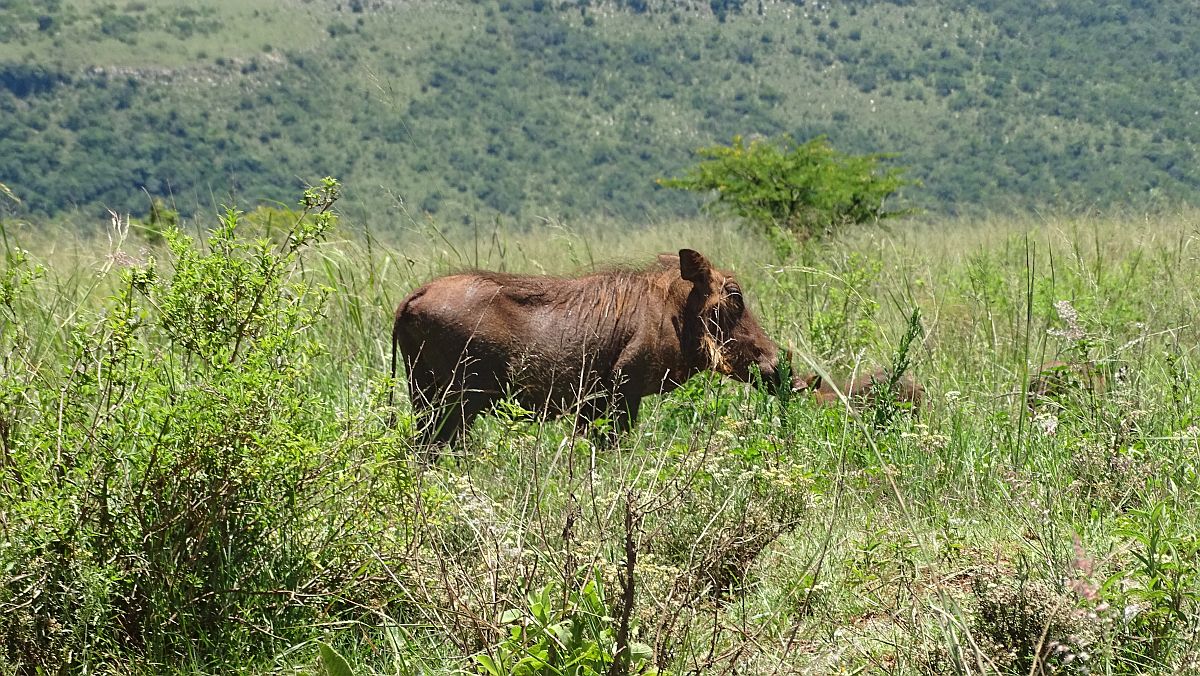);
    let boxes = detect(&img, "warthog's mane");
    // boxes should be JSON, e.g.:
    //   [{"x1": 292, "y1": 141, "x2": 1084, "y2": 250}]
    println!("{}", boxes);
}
[
  {"x1": 458, "y1": 261, "x2": 679, "y2": 308},
  {"x1": 450, "y1": 259, "x2": 733, "y2": 374},
  {"x1": 453, "y1": 257, "x2": 672, "y2": 284}
]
